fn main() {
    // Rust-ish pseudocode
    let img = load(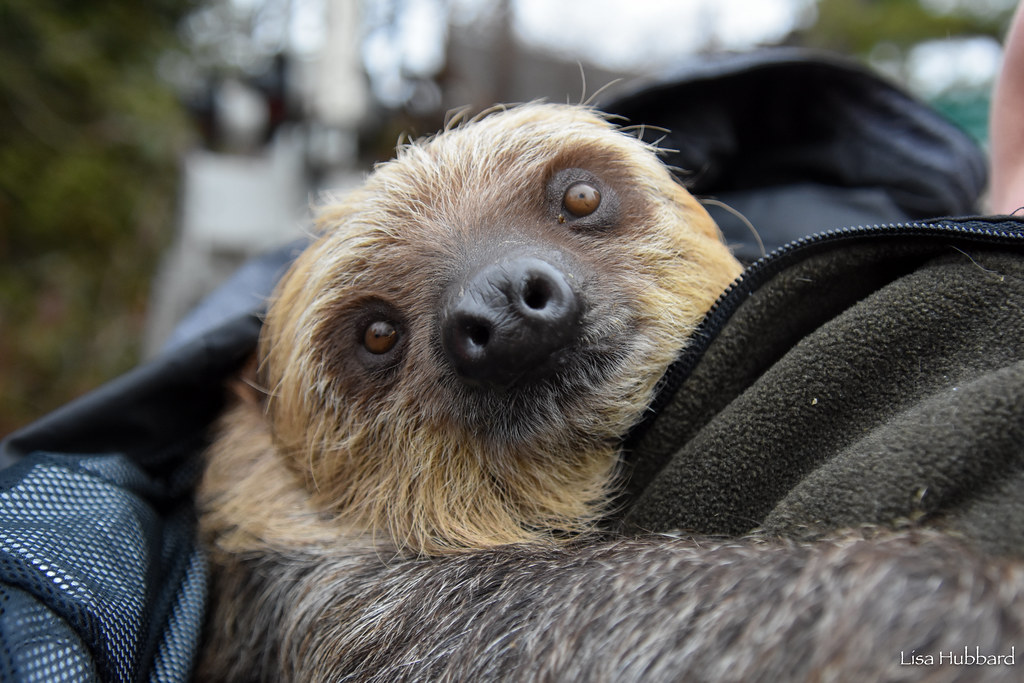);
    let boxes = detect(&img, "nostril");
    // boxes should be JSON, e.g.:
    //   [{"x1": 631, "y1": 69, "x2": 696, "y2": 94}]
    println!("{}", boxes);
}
[
  {"x1": 466, "y1": 321, "x2": 490, "y2": 347},
  {"x1": 523, "y1": 276, "x2": 553, "y2": 311}
]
